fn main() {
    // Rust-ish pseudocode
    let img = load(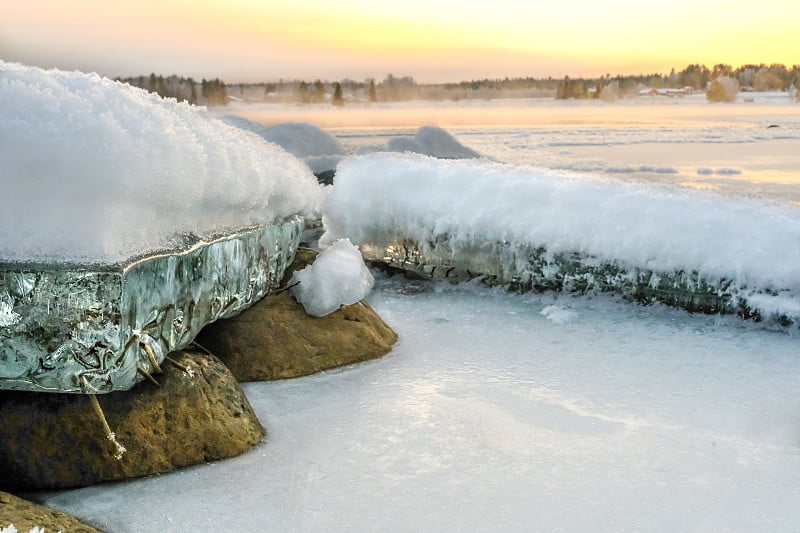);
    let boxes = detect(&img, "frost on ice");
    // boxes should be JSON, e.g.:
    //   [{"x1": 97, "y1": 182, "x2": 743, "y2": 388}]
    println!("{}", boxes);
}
[
  {"x1": 290, "y1": 239, "x2": 374, "y2": 317},
  {"x1": 0, "y1": 62, "x2": 322, "y2": 265},
  {"x1": 322, "y1": 153, "x2": 800, "y2": 323}
]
